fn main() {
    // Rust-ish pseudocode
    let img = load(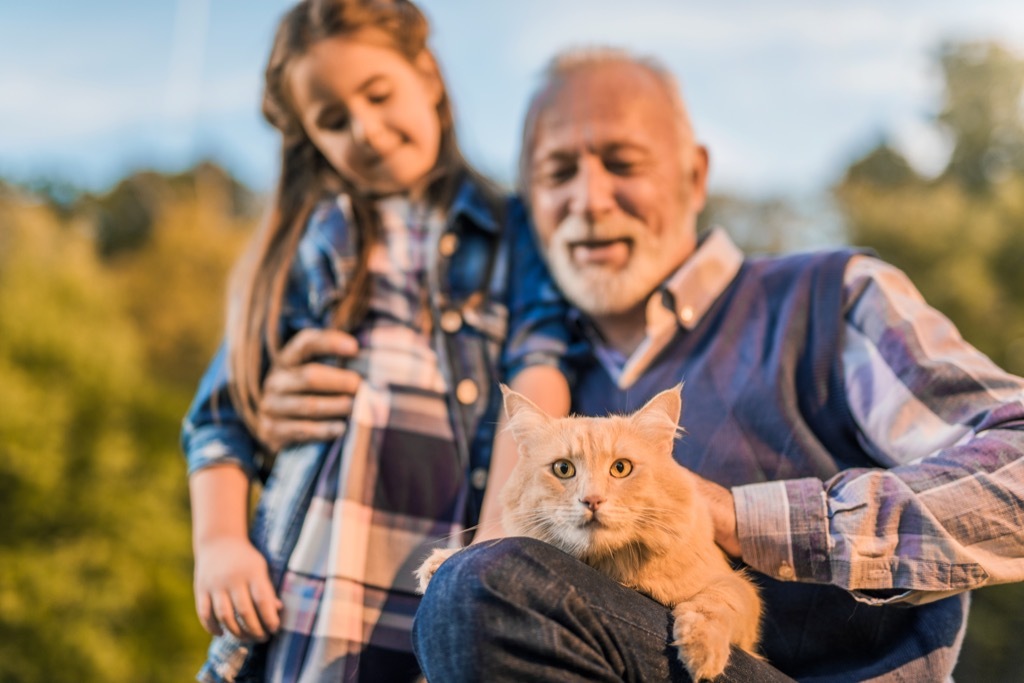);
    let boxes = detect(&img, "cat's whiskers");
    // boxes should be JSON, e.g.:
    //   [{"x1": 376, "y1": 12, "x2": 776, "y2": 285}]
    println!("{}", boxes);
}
[
  {"x1": 485, "y1": 385, "x2": 764, "y2": 680},
  {"x1": 502, "y1": 508, "x2": 562, "y2": 538}
]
